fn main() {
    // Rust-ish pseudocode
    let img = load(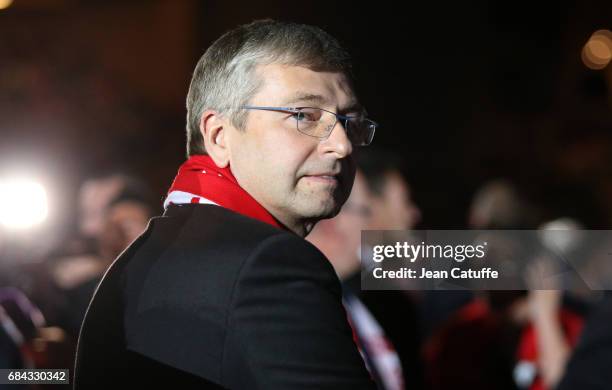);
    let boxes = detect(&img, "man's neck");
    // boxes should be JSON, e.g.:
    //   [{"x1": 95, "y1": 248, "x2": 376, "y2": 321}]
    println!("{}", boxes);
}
[
  {"x1": 284, "y1": 219, "x2": 313, "y2": 237},
  {"x1": 272, "y1": 213, "x2": 316, "y2": 237}
]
